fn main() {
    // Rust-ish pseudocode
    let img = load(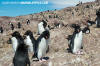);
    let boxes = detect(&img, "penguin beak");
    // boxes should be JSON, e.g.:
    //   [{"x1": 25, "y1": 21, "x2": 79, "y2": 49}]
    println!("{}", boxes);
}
[
  {"x1": 45, "y1": 36, "x2": 48, "y2": 39},
  {"x1": 78, "y1": 29, "x2": 81, "y2": 32}
]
